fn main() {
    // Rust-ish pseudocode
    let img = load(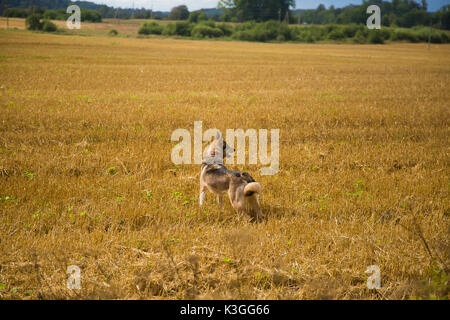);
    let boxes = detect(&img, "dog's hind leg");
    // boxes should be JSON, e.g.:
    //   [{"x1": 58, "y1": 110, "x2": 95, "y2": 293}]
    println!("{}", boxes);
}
[{"x1": 247, "y1": 196, "x2": 264, "y2": 222}]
